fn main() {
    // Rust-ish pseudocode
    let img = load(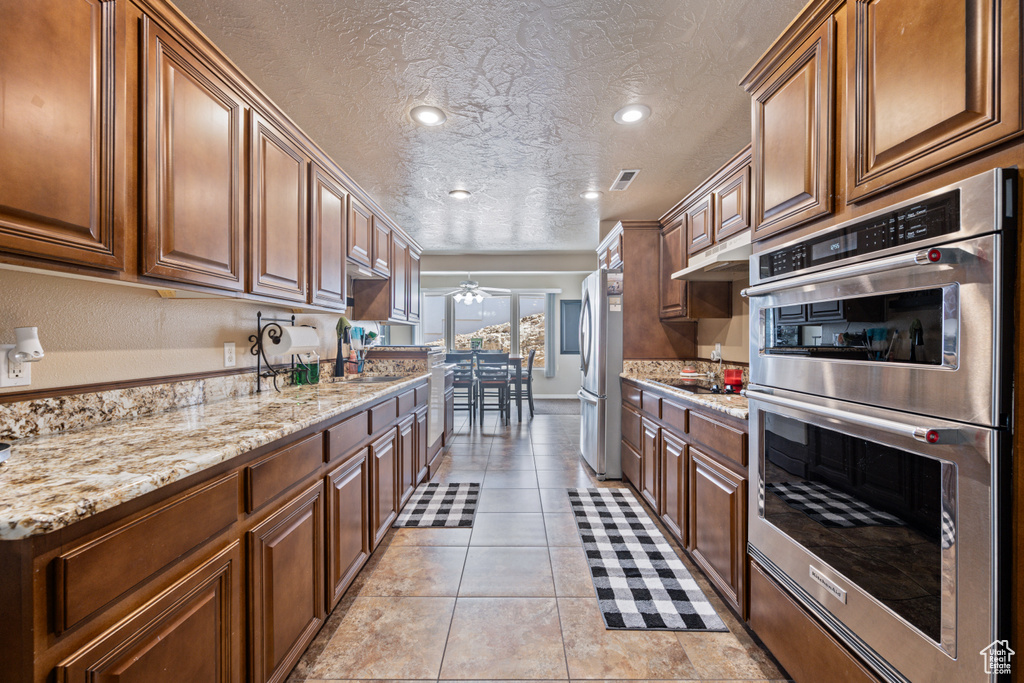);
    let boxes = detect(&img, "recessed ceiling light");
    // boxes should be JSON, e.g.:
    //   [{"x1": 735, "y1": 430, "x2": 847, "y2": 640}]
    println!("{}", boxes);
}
[
  {"x1": 580, "y1": 190, "x2": 602, "y2": 199},
  {"x1": 410, "y1": 105, "x2": 447, "y2": 126},
  {"x1": 613, "y1": 104, "x2": 651, "y2": 125},
  {"x1": 449, "y1": 189, "x2": 471, "y2": 199}
]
